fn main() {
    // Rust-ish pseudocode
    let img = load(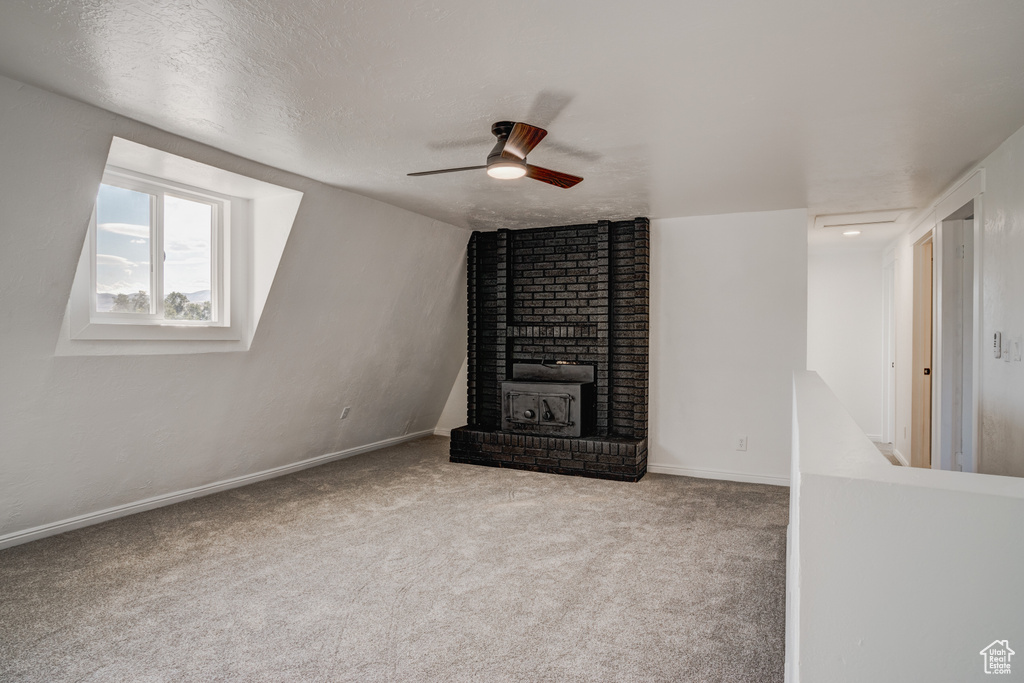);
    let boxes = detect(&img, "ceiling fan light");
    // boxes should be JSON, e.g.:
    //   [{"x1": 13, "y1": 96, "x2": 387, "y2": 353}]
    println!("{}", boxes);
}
[{"x1": 487, "y1": 162, "x2": 527, "y2": 180}]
